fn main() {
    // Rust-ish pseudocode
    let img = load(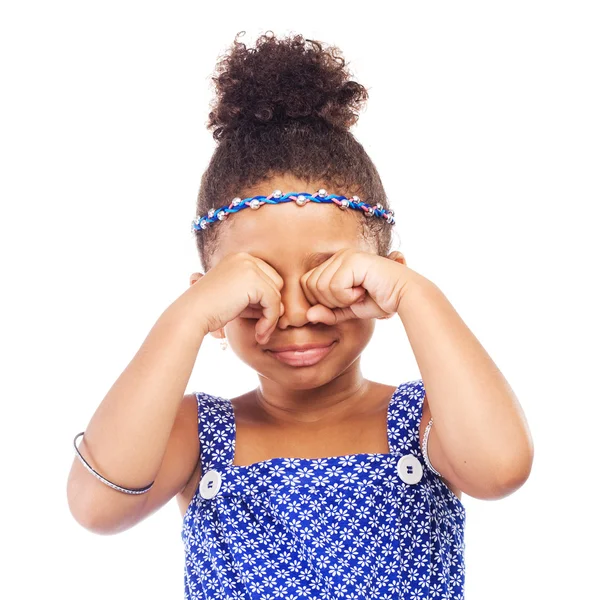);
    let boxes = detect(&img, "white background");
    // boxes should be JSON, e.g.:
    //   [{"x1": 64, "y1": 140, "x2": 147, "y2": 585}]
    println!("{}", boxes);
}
[{"x1": 1, "y1": 1, "x2": 598, "y2": 598}]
